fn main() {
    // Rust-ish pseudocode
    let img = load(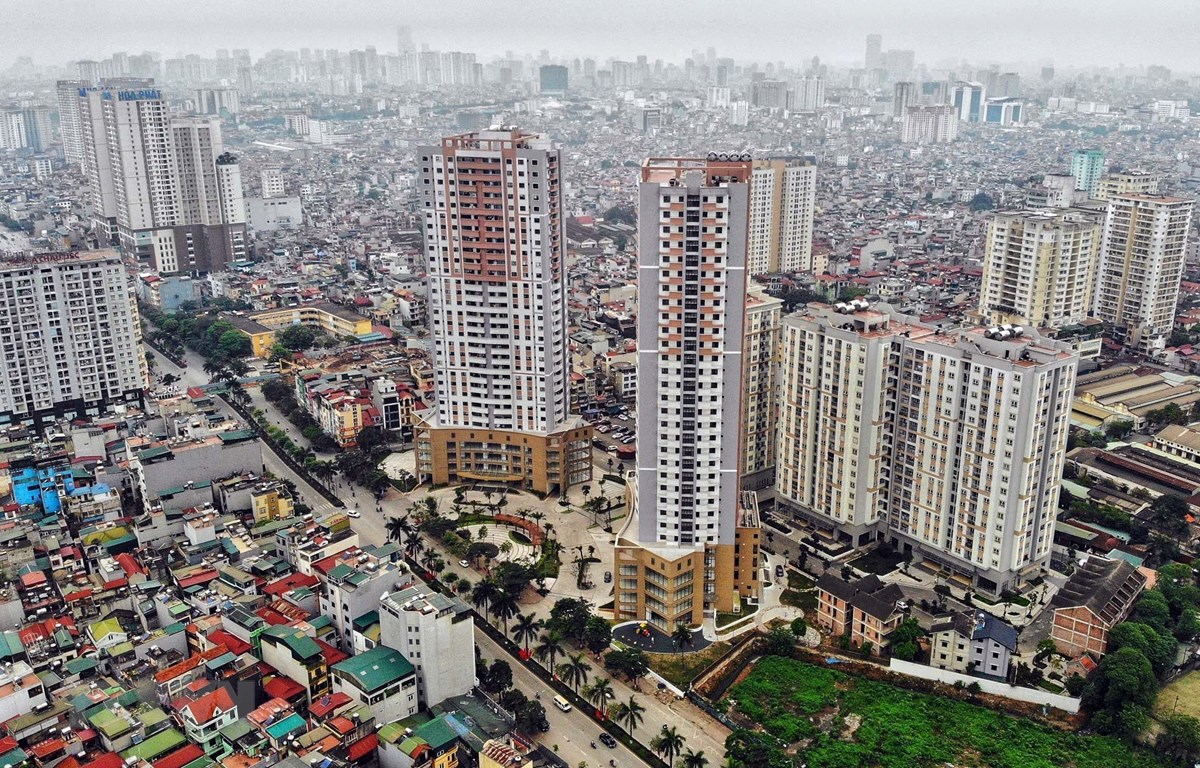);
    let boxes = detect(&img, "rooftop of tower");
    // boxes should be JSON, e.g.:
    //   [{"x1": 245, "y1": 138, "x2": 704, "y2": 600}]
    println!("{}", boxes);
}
[
  {"x1": 641, "y1": 154, "x2": 753, "y2": 185},
  {"x1": 439, "y1": 128, "x2": 552, "y2": 152}
]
